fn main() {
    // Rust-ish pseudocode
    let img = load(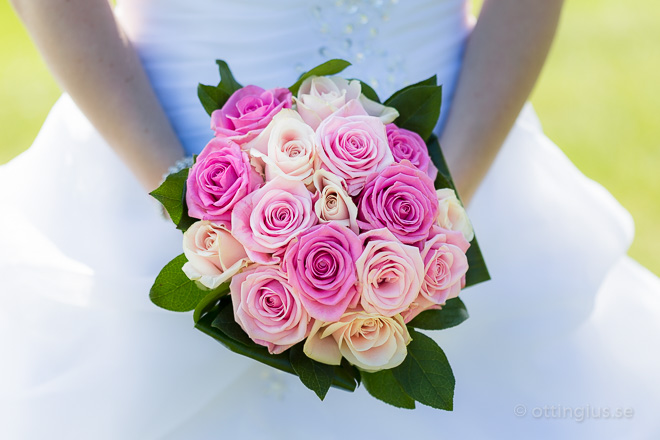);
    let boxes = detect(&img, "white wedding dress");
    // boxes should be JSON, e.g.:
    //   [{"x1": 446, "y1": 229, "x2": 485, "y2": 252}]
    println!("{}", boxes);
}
[{"x1": 1, "y1": 0, "x2": 659, "y2": 438}]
